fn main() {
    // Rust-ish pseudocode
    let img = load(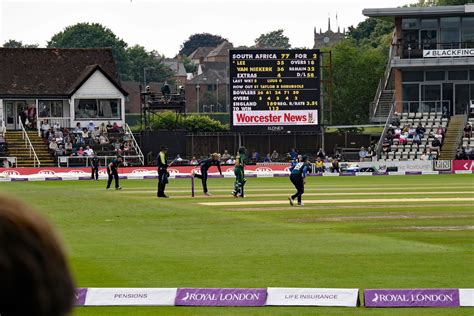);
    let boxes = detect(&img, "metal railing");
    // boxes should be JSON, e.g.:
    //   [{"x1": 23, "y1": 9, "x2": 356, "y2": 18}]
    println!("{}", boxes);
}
[
  {"x1": 396, "y1": 100, "x2": 450, "y2": 115},
  {"x1": 19, "y1": 116, "x2": 41, "y2": 167},
  {"x1": 393, "y1": 41, "x2": 474, "y2": 59},
  {"x1": 37, "y1": 117, "x2": 71, "y2": 137},
  {"x1": 0, "y1": 156, "x2": 17, "y2": 168},
  {"x1": 0, "y1": 117, "x2": 5, "y2": 137},
  {"x1": 376, "y1": 102, "x2": 396, "y2": 159},
  {"x1": 371, "y1": 31, "x2": 396, "y2": 119},
  {"x1": 453, "y1": 110, "x2": 470, "y2": 157},
  {"x1": 57, "y1": 155, "x2": 142, "y2": 167},
  {"x1": 124, "y1": 123, "x2": 144, "y2": 166}
]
